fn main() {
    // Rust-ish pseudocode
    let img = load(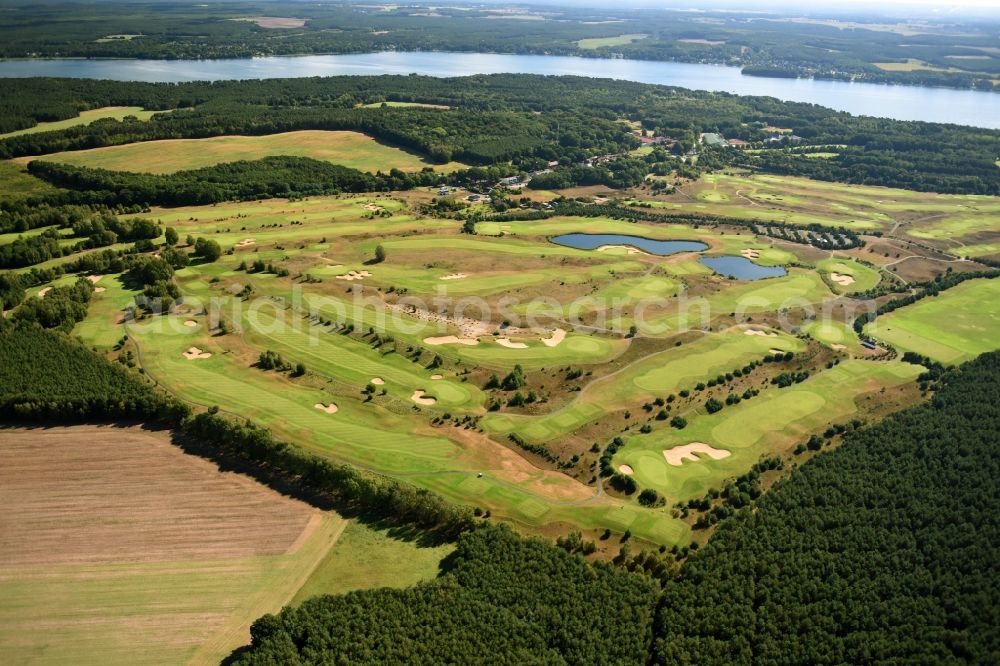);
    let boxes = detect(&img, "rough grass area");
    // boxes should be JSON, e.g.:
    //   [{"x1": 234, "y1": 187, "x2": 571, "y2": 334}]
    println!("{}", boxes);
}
[
  {"x1": 18, "y1": 130, "x2": 466, "y2": 174},
  {"x1": 0, "y1": 106, "x2": 161, "y2": 140},
  {"x1": 576, "y1": 33, "x2": 649, "y2": 49}
]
